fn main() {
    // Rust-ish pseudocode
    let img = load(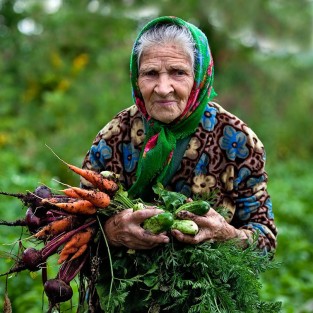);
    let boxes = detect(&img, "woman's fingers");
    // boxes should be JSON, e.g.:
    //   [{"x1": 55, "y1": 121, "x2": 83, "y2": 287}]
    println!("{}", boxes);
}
[
  {"x1": 171, "y1": 228, "x2": 207, "y2": 244},
  {"x1": 171, "y1": 210, "x2": 209, "y2": 244},
  {"x1": 131, "y1": 208, "x2": 165, "y2": 224},
  {"x1": 110, "y1": 208, "x2": 163, "y2": 226},
  {"x1": 104, "y1": 208, "x2": 169, "y2": 249},
  {"x1": 133, "y1": 229, "x2": 169, "y2": 249},
  {"x1": 175, "y1": 210, "x2": 208, "y2": 227},
  {"x1": 175, "y1": 208, "x2": 239, "y2": 243},
  {"x1": 173, "y1": 208, "x2": 235, "y2": 243}
]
